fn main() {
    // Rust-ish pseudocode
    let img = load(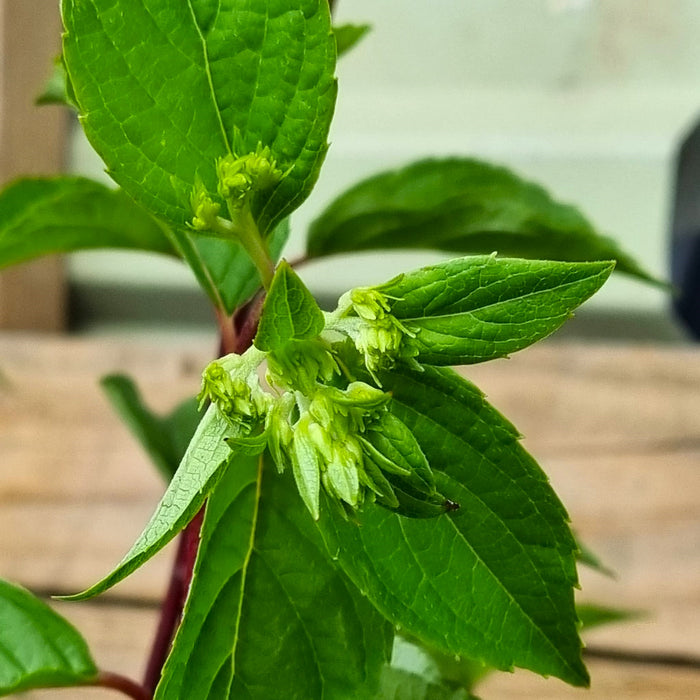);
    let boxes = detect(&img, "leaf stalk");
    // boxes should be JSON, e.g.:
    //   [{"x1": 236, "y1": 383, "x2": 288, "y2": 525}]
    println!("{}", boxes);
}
[{"x1": 88, "y1": 670, "x2": 150, "y2": 700}]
